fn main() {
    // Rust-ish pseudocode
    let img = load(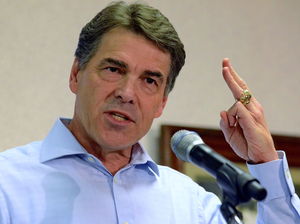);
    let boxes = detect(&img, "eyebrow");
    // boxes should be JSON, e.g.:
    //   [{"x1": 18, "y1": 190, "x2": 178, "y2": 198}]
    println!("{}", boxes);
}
[
  {"x1": 98, "y1": 57, "x2": 165, "y2": 83},
  {"x1": 98, "y1": 57, "x2": 128, "y2": 69},
  {"x1": 144, "y1": 70, "x2": 164, "y2": 84}
]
